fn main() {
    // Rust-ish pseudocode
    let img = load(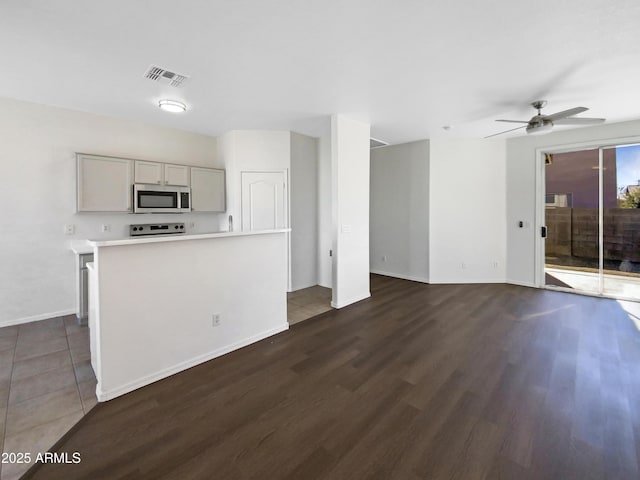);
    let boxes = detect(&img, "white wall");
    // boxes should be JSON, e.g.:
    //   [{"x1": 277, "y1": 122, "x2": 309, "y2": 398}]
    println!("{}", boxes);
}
[
  {"x1": 217, "y1": 130, "x2": 291, "y2": 231},
  {"x1": 506, "y1": 119, "x2": 640, "y2": 286},
  {"x1": 94, "y1": 232, "x2": 288, "y2": 400},
  {"x1": 331, "y1": 115, "x2": 371, "y2": 308},
  {"x1": 216, "y1": 130, "x2": 292, "y2": 289},
  {"x1": 290, "y1": 132, "x2": 318, "y2": 291},
  {"x1": 317, "y1": 130, "x2": 333, "y2": 288},
  {"x1": 370, "y1": 140, "x2": 430, "y2": 282},
  {"x1": 0, "y1": 97, "x2": 221, "y2": 327},
  {"x1": 429, "y1": 138, "x2": 506, "y2": 283}
]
